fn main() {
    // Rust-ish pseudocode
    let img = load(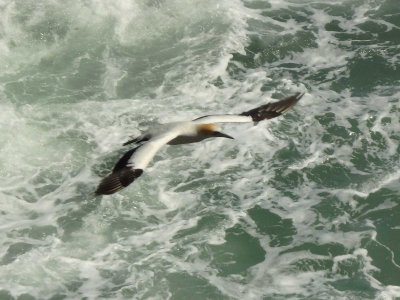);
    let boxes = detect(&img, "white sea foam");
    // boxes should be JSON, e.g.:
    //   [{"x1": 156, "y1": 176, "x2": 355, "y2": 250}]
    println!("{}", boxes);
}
[{"x1": 0, "y1": 0, "x2": 399, "y2": 299}]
